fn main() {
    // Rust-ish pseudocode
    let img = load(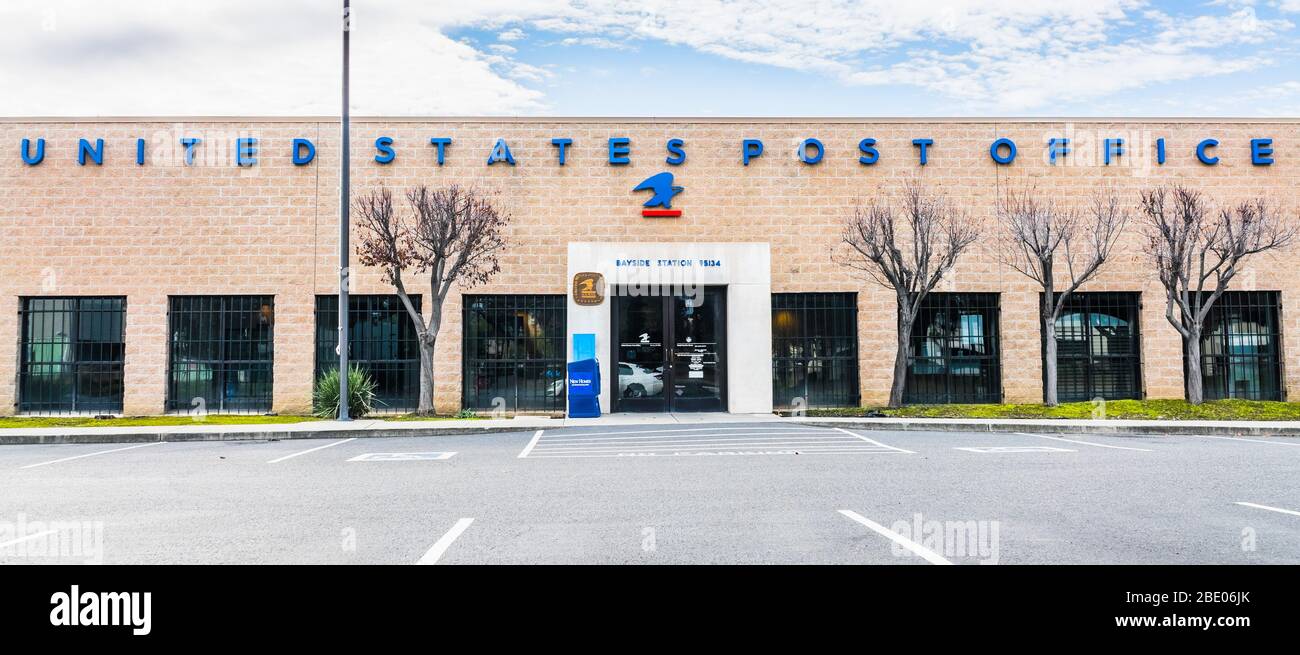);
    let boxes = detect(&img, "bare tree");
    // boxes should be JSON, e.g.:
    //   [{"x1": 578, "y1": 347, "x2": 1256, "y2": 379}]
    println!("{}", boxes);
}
[
  {"x1": 835, "y1": 177, "x2": 978, "y2": 408},
  {"x1": 355, "y1": 184, "x2": 510, "y2": 414},
  {"x1": 1140, "y1": 186, "x2": 1294, "y2": 404},
  {"x1": 996, "y1": 185, "x2": 1128, "y2": 406}
]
